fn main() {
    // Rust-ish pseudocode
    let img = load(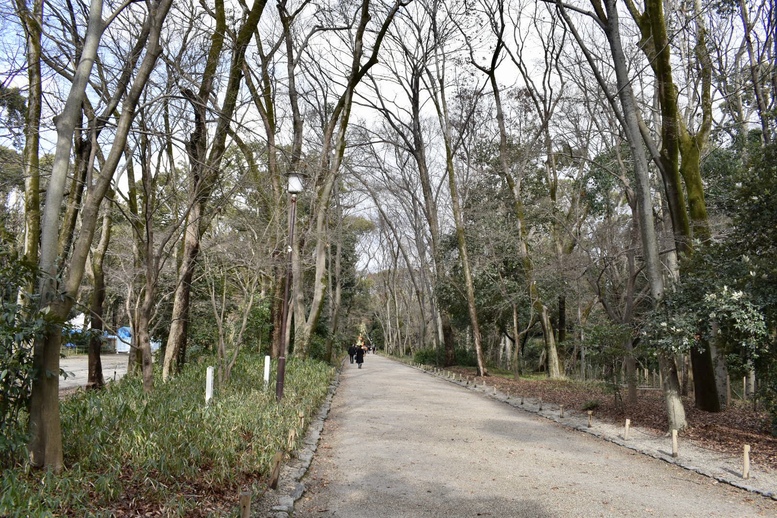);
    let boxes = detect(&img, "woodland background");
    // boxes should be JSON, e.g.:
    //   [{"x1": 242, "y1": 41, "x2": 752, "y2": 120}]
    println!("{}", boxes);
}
[{"x1": 1, "y1": 0, "x2": 776, "y2": 474}]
